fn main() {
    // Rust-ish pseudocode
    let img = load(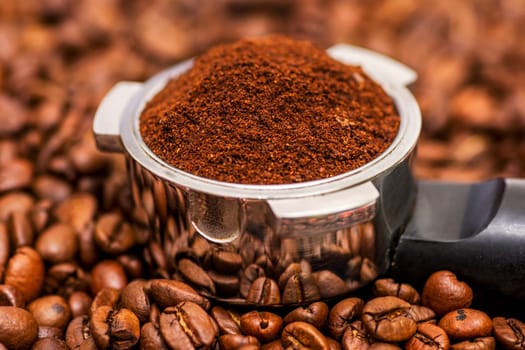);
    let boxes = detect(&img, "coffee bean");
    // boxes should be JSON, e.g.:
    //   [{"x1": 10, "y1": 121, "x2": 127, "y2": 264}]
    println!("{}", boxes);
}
[
  {"x1": 94, "y1": 212, "x2": 136, "y2": 255},
  {"x1": 362, "y1": 296, "x2": 417, "y2": 343},
  {"x1": 341, "y1": 320, "x2": 370, "y2": 350},
  {"x1": 178, "y1": 258, "x2": 216, "y2": 294},
  {"x1": 261, "y1": 339, "x2": 284, "y2": 350},
  {"x1": 208, "y1": 270, "x2": 239, "y2": 296},
  {"x1": 159, "y1": 301, "x2": 217, "y2": 349},
  {"x1": 140, "y1": 322, "x2": 168, "y2": 349},
  {"x1": 90, "y1": 260, "x2": 128, "y2": 294},
  {"x1": 120, "y1": 279, "x2": 151, "y2": 323},
  {"x1": 246, "y1": 277, "x2": 280, "y2": 305},
  {"x1": 407, "y1": 305, "x2": 437, "y2": 324},
  {"x1": 31, "y1": 337, "x2": 69, "y2": 350},
  {"x1": 312, "y1": 270, "x2": 350, "y2": 299},
  {"x1": 90, "y1": 306, "x2": 140, "y2": 350},
  {"x1": 492, "y1": 317, "x2": 525, "y2": 350},
  {"x1": 65, "y1": 316, "x2": 95, "y2": 350},
  {"x1": 439, "y1": 309, "x2": 492, "y2": 341},
  {"x1": 28, "y1": 295, "x2": 71, "y2": 330},
  {"x1": 4, "y1": 246, "x2": 45, "y2": 302},
  {"x1": 219, "y1": 334, "x2": 260, "y2": 350},
  {"x1": 212, "y1": 249, "x2": 242, "y2": 274},
  {"x1": 284, "y1": 301, "x2": 329, "y2": 329},
  {"x1": 282, "y1": 321, "x2": 330, "y2": 350},
  {"x1": 0, "y1": 284, "x2": 25, "y2": 307},
  {"x1": 0, "y1": 306, "x2": 39, "y2": 350},
  {"x1": 240, "y1": 264, "x2": 265, "y2": 298},
  {"x1": 327, "y1": 336, "x2": 341, "y2": 350},
  {"x1": 150, "y1": 279, "x2": 210, "y2": 310},
  {"x1": 35, "y1": 223, "x2": 78, "y2": 264},
  {"x1": 422, "y1": 271, "x2": 473, "y2": 316},
  {"x1": 450, "y1": 337, "x2": 495, "y2": 350},
  {"x1": 328, "y1": 297, "x2": 364, "y2": 340},
  {"x1": 282, "y1": 272, "x2": 321, "y2": 304},
  {"x1": 68, "y1": 291, "x2": 92, "y2": 317},
  {"x1": 6, "y1": 210, "x2": 34, "y2": 248},
  {"x1": 278, "y1": 263, "x2": 302, "y2": 290},
  {"x1": 44, "y1": 262, "x2": 90, "y2": 297},
  {"x1": 405, "y1": 323, "x2": 450, "y2": 350},
  {"x1": 54, "y1": 192, "x2": 97, "y2": 233},
  {"x1": 32, "y1": 175, "x2": 72, "y2": 203},
  {"x1": 373, "y1": 278, "x2": 421, "y2": 304},
  {"x1": 0, "y1": 158, "x2": 33, "y2": 192},
  {"x1": 89, "y1": 288, "x2": 121, "y2": 317},
  {"x1": 211, "y1": 306, "x2": 241, "y2": 335},
  {"x1": 240, "y1": 310, "x2": 283, "y2": 343}
]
